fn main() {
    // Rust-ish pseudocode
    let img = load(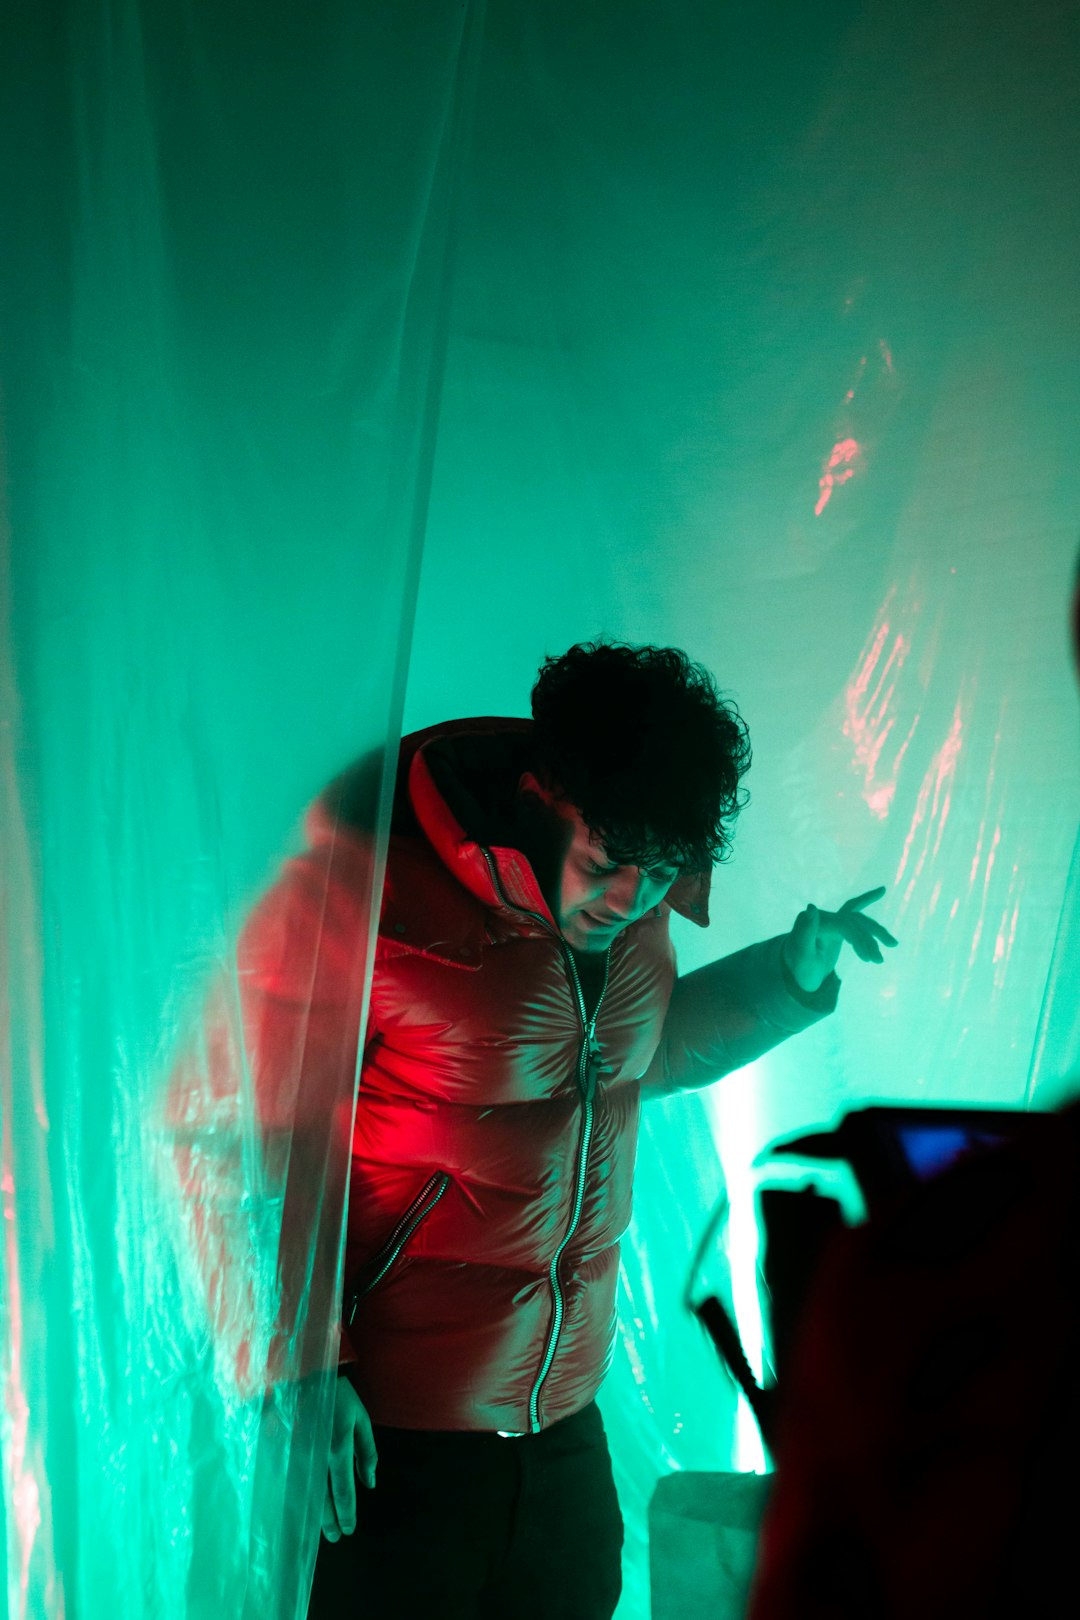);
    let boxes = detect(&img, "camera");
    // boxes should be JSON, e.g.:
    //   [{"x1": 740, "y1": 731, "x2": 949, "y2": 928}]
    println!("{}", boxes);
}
[{"x1": 693, "y1": 1103, "x2": 1056, "y2": 1450}]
